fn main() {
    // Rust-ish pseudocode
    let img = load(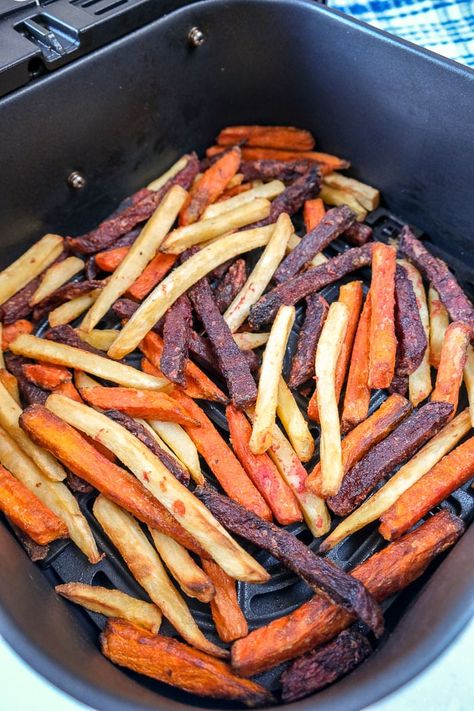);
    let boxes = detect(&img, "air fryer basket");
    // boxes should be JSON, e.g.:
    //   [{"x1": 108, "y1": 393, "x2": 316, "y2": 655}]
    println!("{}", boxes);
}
[{"x1": 0, "y1": 2, "x2": 473, "y2": 710}]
